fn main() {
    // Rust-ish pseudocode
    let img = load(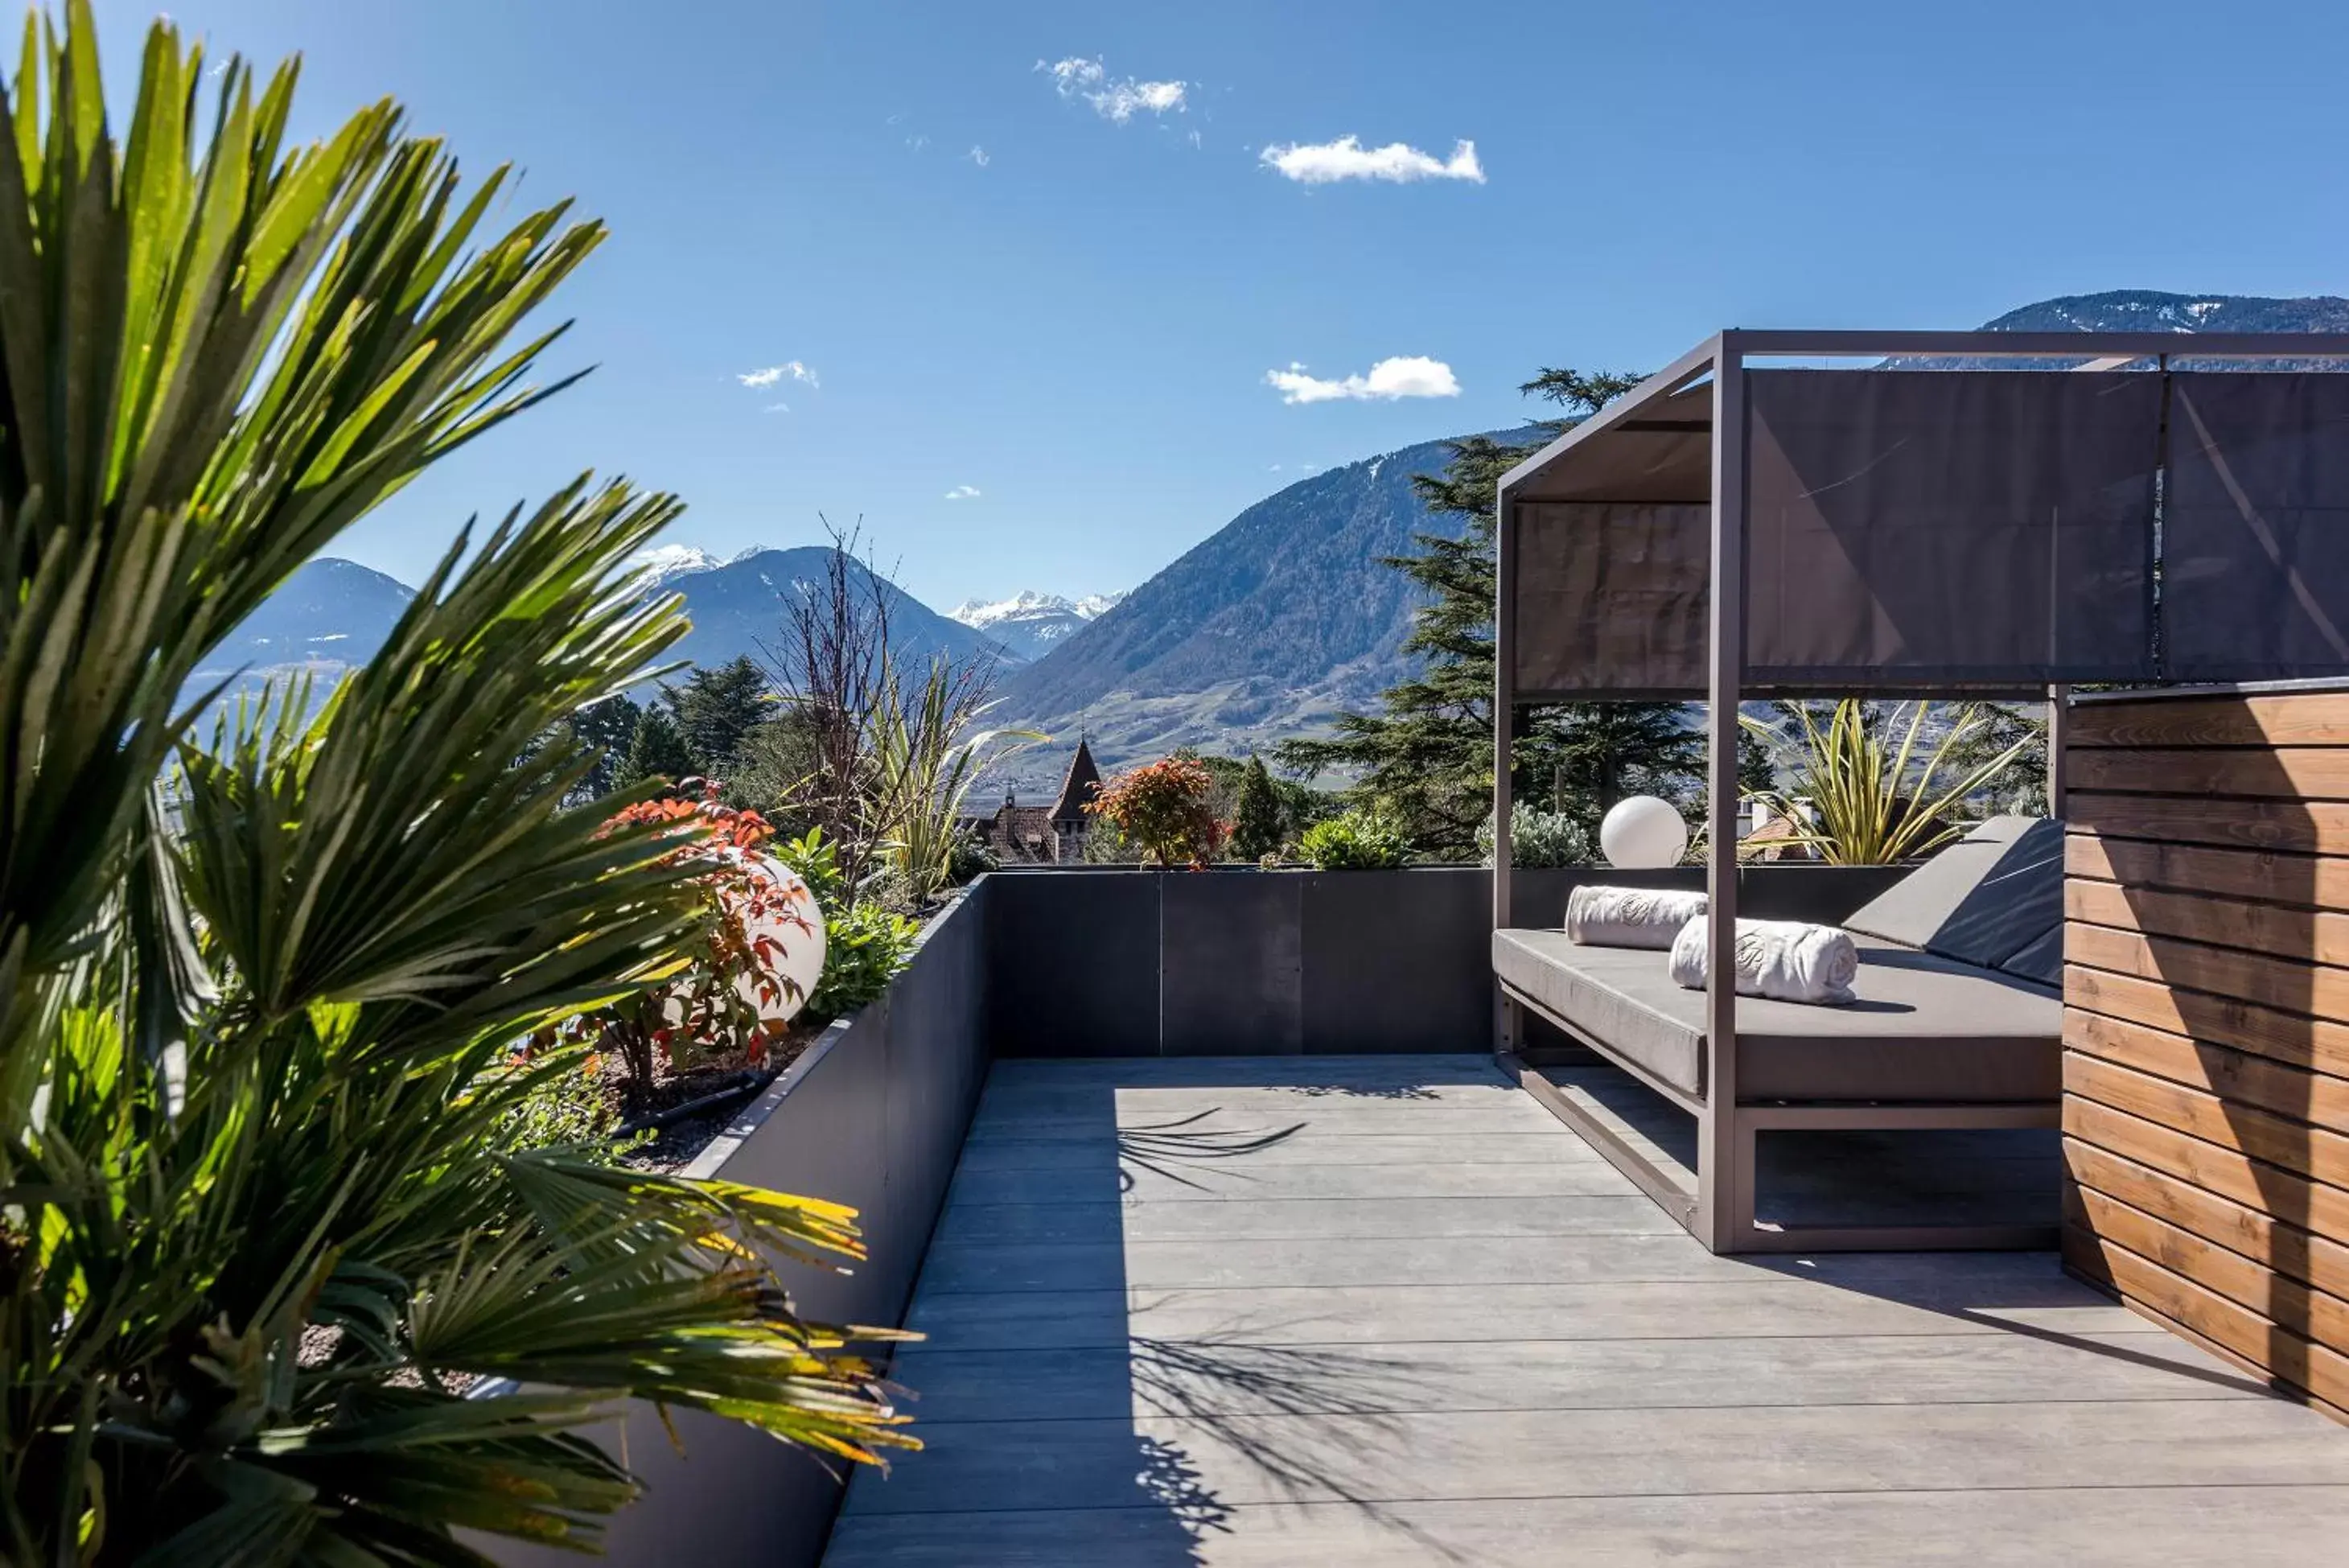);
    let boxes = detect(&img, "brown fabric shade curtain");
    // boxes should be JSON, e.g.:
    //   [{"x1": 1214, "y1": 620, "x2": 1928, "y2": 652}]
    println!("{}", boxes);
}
[
  {"x1": 2164, "y1": 372, "x2": 2349, "y2": 681},
  {"x1": 1504, "y1": 365, "x2": 2349, "y2": 697},
  {"x1": 1742, "y1": 369, "x2": 2162, "y2": 687},
  {"x1": 1512, "y1": 501, "x2": 1709, "y2": 697}
]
